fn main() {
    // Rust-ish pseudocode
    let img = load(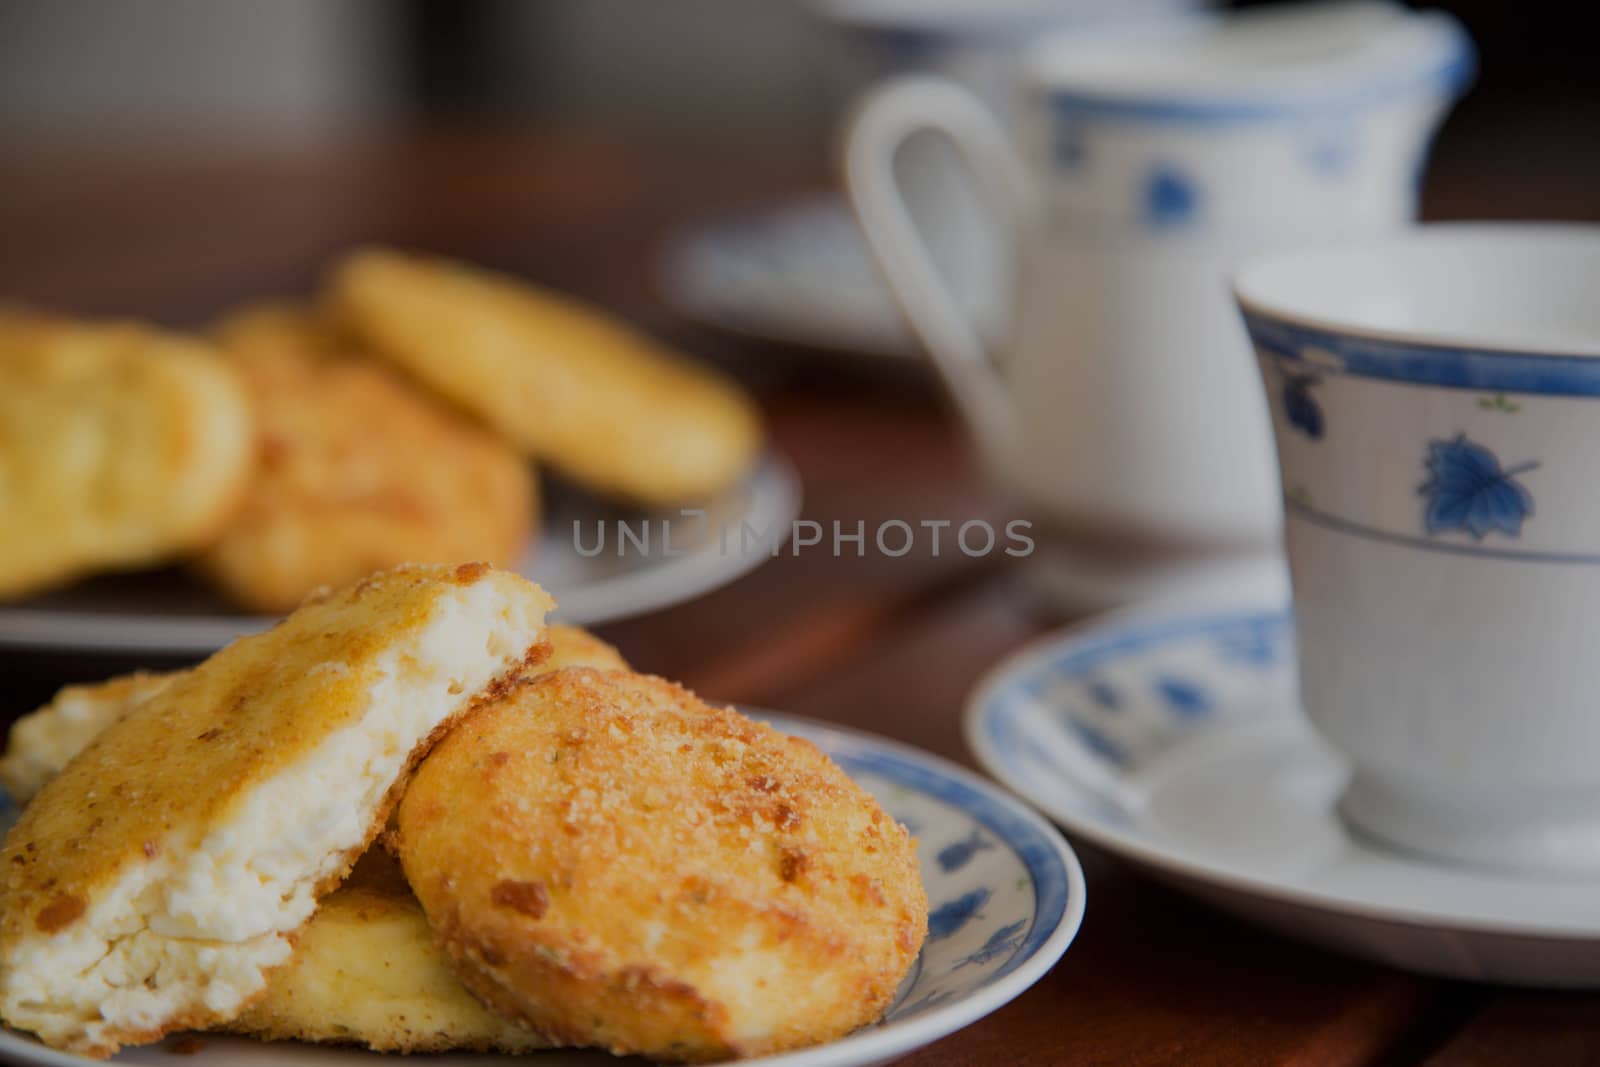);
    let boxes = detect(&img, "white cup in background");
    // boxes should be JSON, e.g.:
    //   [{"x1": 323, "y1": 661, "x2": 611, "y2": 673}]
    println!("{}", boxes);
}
[{"x1": 844, "y1": 2, "x2": 1471, "y2": 606}]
